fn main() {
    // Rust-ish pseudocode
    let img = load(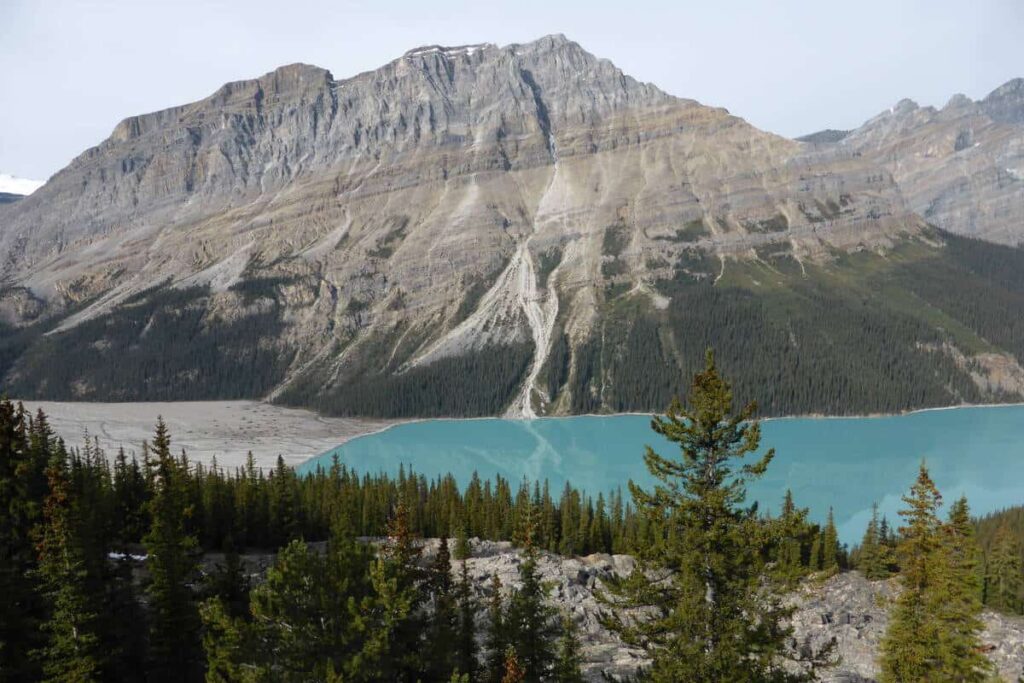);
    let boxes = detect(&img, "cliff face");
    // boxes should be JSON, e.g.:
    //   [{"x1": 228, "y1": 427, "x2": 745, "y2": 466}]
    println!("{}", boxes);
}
[{"x1": 1, "y1": 37, "x2": 1022, "y2": 416}]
